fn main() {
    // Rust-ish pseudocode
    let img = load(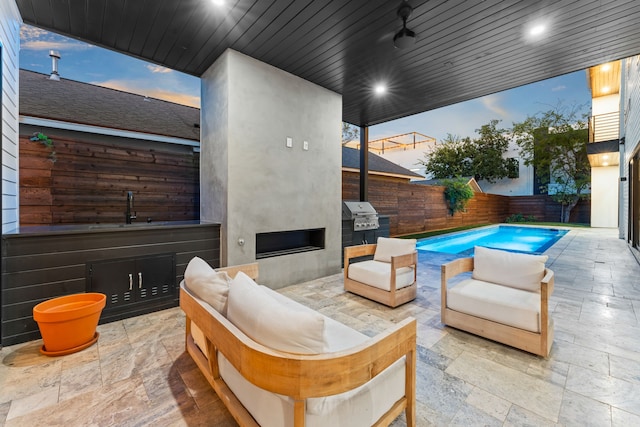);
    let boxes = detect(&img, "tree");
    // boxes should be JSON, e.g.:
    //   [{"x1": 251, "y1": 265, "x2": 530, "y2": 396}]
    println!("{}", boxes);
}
[
  {"x1": 471, "y1": 120, "x2": 519, "y2": 183},
  {"x1": 418, "y1": 121, "x2": 518, "y2": 183},
  {"x1": 418, "y1": 134, "x2": 474, "y2": 178},
  {"x1": 342, "y1": 122, "x2": 359, "y2": 145},
  {"x1": 512, "y1": 104, "x2": 590, "y2": 223}
]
